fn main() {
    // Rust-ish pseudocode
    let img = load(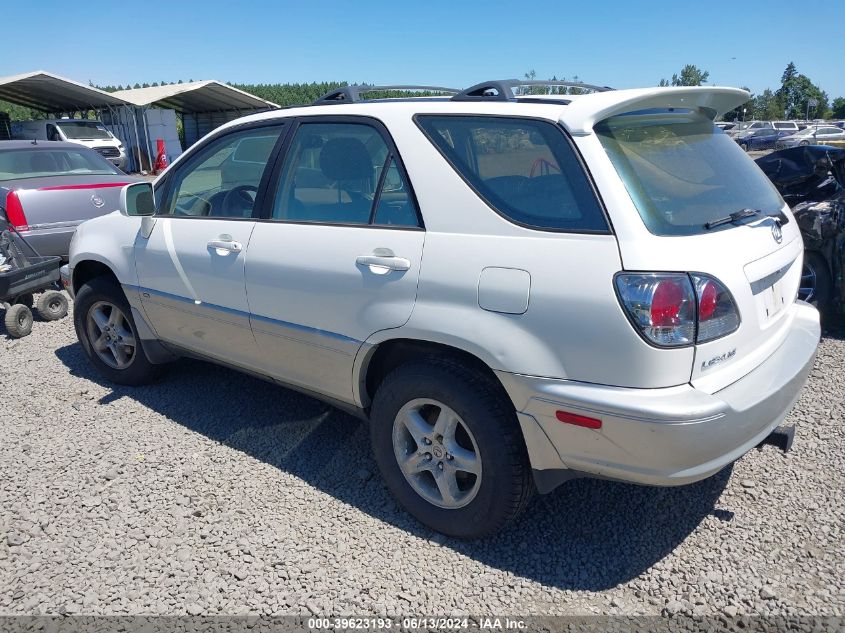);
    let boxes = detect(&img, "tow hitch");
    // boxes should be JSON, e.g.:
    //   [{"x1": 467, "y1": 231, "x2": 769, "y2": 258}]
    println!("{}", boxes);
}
[{"x1": 757, "y1": 425, "x2": 795, "y2": 453}]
